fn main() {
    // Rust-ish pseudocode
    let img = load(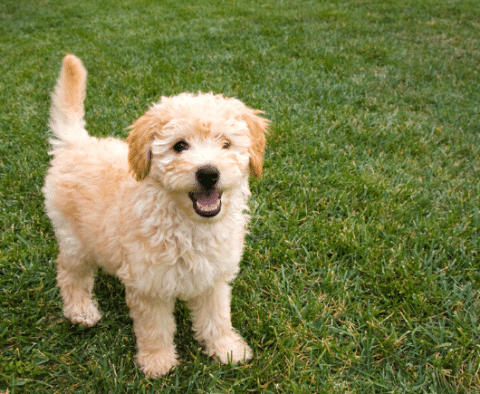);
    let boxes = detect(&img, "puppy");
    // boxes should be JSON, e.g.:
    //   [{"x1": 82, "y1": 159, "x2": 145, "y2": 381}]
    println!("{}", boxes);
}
[{"x1": 43, "y1": 54, "x2": 268, "y2": 377}]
